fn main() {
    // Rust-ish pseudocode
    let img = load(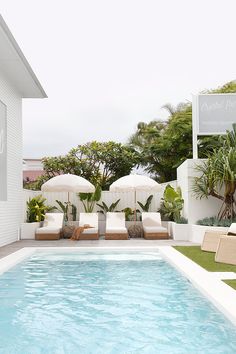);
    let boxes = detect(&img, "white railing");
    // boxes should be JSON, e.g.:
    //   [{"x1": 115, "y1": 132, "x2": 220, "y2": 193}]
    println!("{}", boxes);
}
[{"x1": 22, "y1": 180, "x2": 177, "y2": 222}]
